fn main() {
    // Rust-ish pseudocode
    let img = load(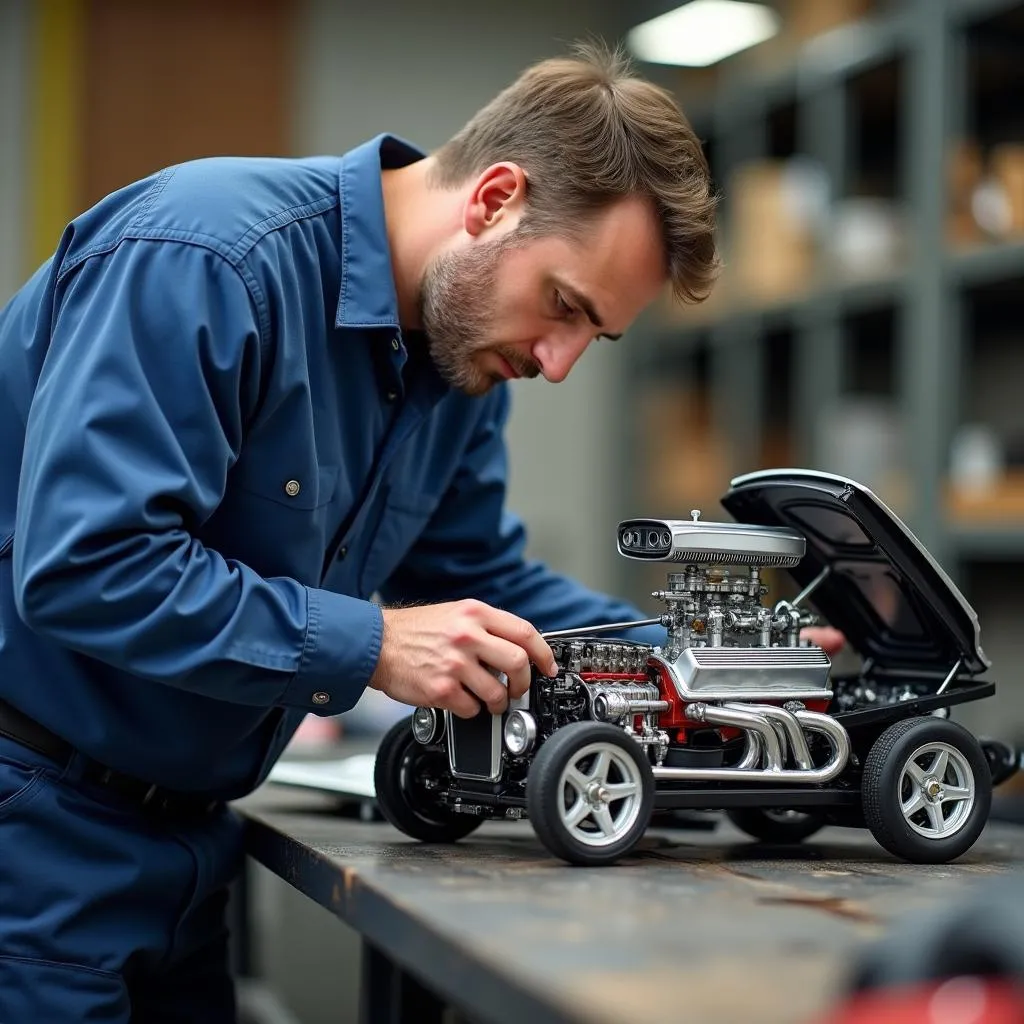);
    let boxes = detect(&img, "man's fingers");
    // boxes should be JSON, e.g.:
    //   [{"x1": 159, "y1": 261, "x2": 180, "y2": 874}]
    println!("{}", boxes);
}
[
  {"x1": 801, "y1": 626, "x2": 845, "y2": 656},
  {"x1": 477, "y1": 606, "x2": 558, "y2": 678},
  {"x1": 436, "y1": 680, "x2": 490, "y2": 720},
  {"x1": 471, "y1": 634, "x2": 535, "y2": 698},
  {"x1": 458, "y1": 662, "x2": 510, "y2": 715},
  {"x1": 447, "y1": 695, "x2": 486, "y2": 720}
]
